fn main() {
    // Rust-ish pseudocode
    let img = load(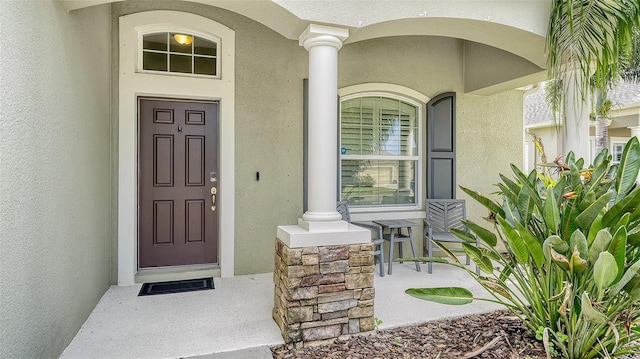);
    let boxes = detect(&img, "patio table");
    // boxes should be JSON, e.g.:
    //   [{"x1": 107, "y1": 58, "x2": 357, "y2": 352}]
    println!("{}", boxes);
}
[{"x1": 373, "y1": 219, "x2": 421, "y2": 275}]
